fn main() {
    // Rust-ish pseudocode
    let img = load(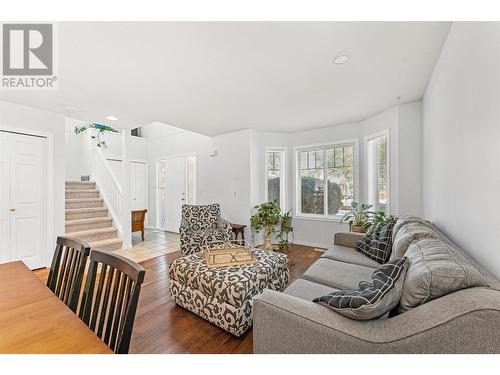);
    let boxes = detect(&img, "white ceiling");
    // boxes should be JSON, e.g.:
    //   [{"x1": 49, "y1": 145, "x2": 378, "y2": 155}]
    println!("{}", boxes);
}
[{"x1": 0, "y1": 22, "x2": 451, "y2": 136}]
